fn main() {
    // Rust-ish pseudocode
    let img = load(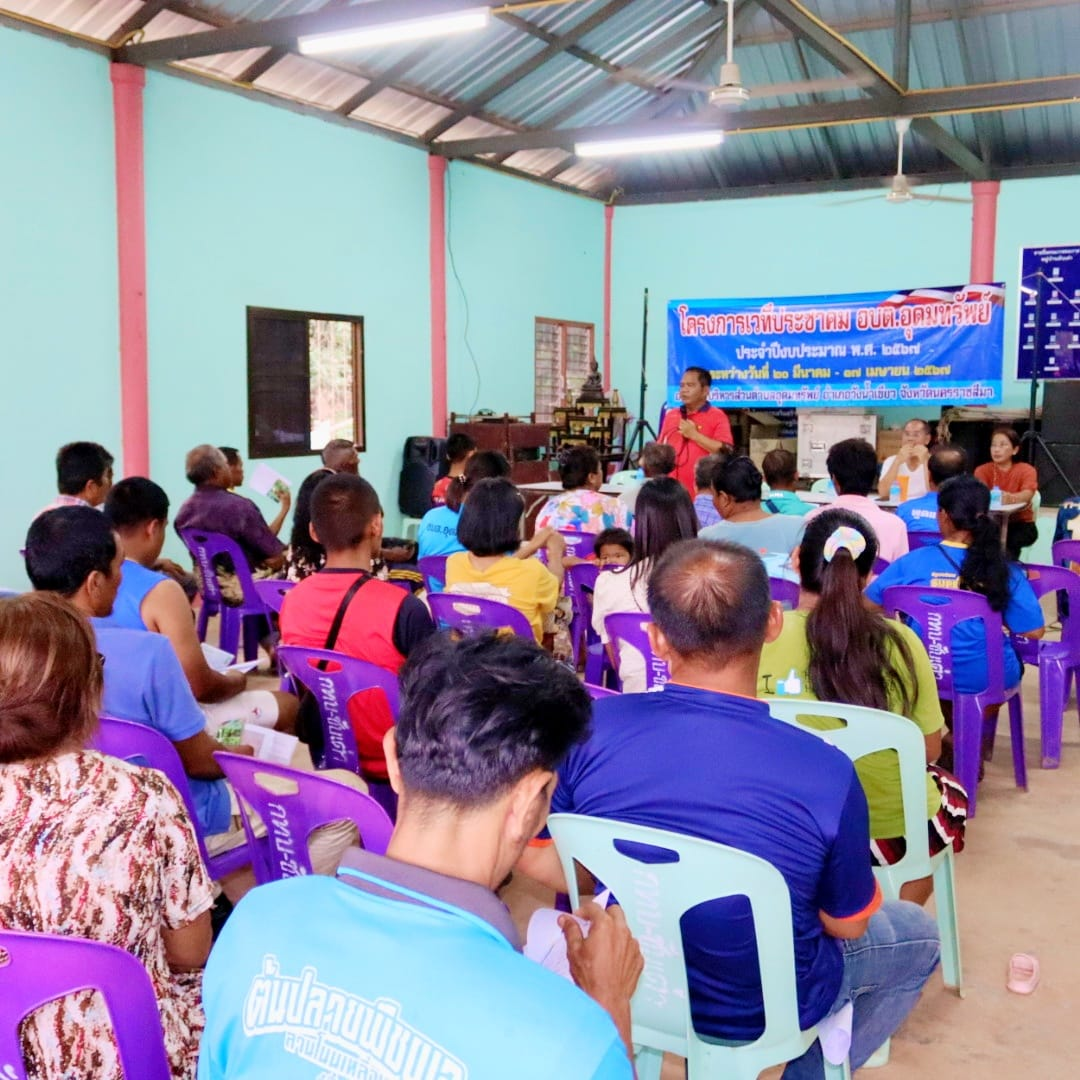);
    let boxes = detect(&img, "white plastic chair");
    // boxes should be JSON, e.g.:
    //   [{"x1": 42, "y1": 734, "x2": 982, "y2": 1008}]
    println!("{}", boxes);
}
[{"x1": 547, "y1": 814, "x2": 850, "y2": 1080}]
